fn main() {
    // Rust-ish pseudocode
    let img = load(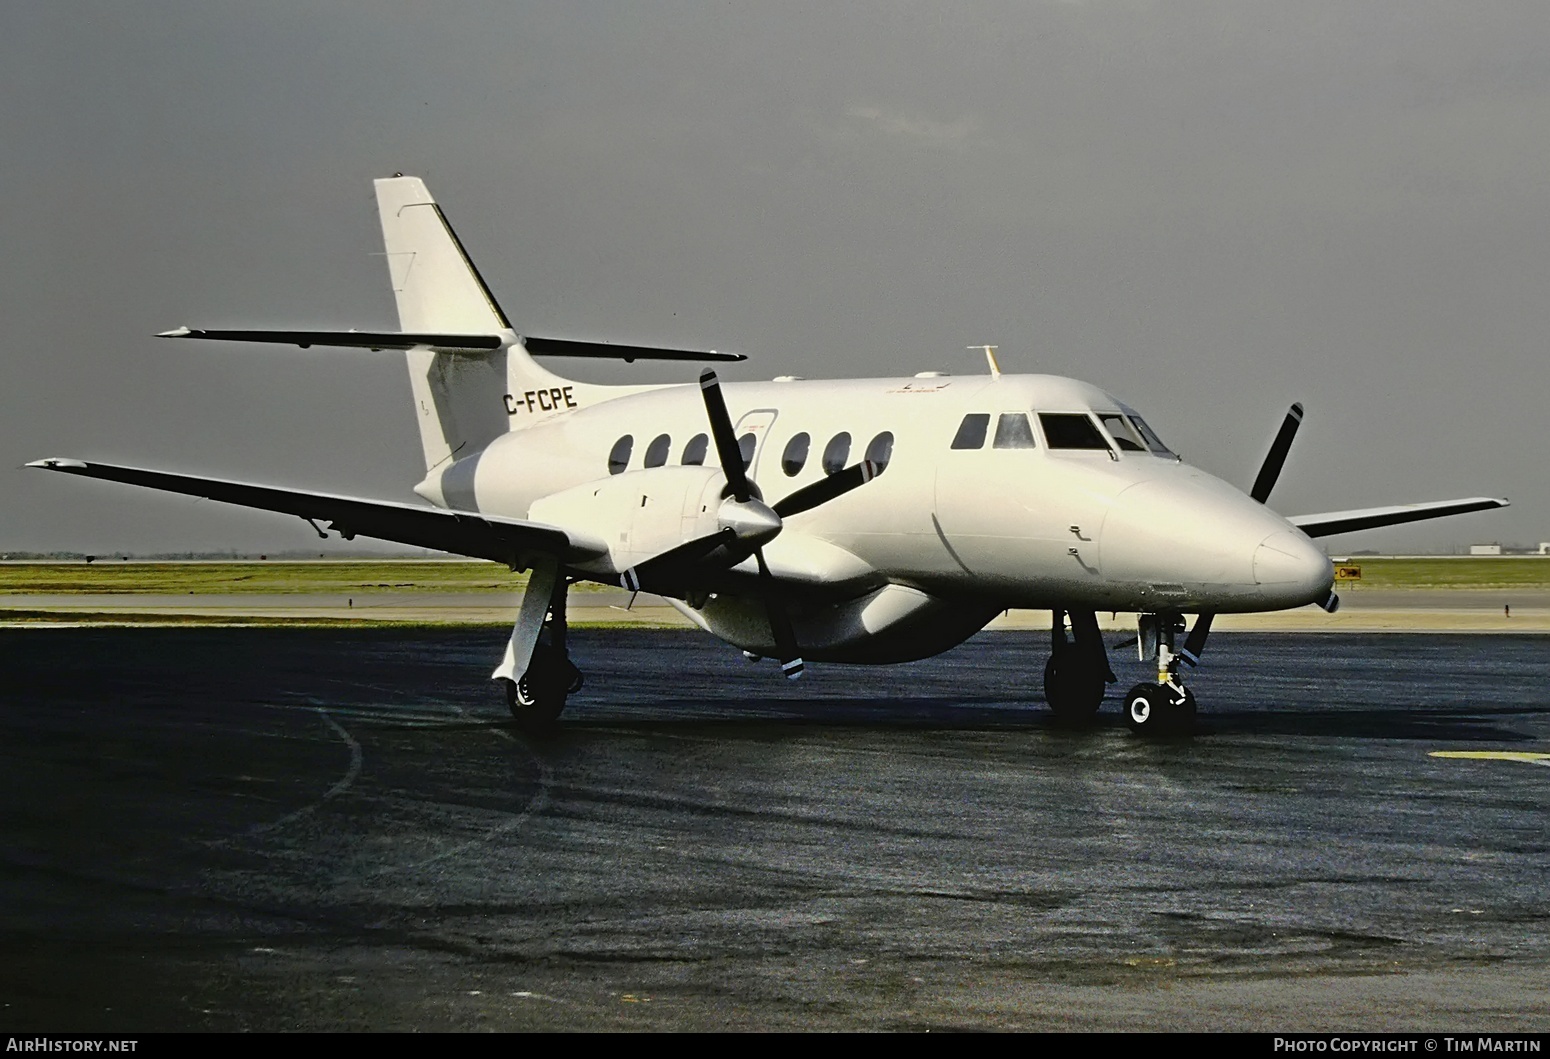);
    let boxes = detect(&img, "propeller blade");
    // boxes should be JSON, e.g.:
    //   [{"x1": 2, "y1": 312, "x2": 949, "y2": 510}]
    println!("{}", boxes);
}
[
  {"x1": 699, "y1": 370, "x2": 753, "y2": 502},
  {"x1": 772, "y1": 460, "x2": 879, "y2": 519},
  {"x1": 1249, "y1": 402, "x2": 1304, "y2": 504},
  {"x1": 1174, "y1": 403, "x2": 1303, "y2": 670},
  {"x1": 1180, "y1": 612, "x2": 1215, "y2": 668},
  {"x1": 619, "y1": 528, "x2": 737, "y2": 593},
  {"x1": 754, "y1": 549, "x2": 804, "y2": 679}
]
